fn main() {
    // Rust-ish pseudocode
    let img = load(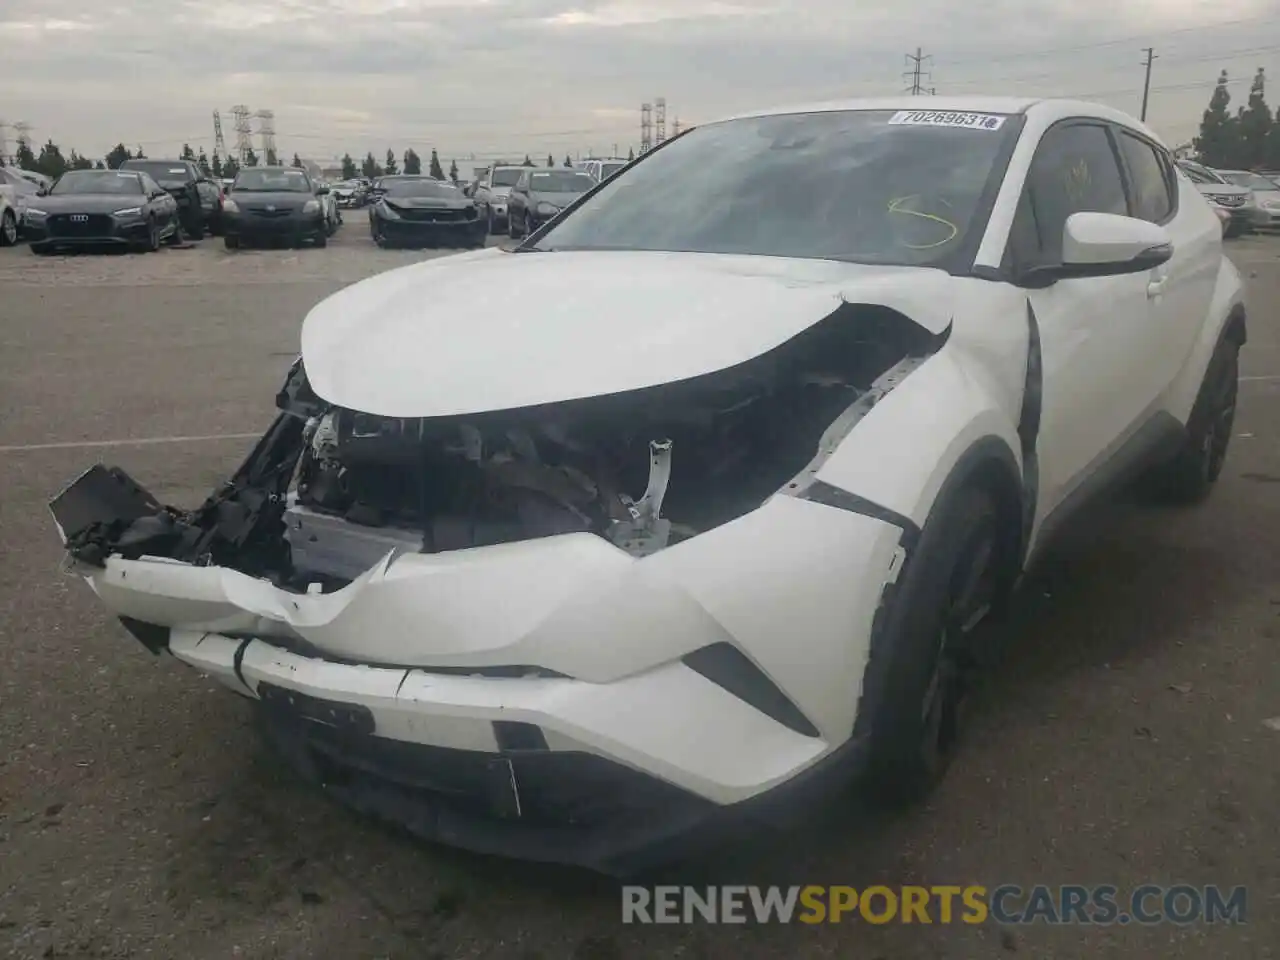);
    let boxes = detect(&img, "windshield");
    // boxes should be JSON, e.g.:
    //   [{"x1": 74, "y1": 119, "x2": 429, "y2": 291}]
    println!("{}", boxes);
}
[
  {"x1": 490, "y1": 168, "x2": 522, "y2": 187},
  {"x1": 233, "y1": 168, "x2": 313, "y2": 192},
  {"x1": 1220, "y1": 171, "x2": 1278, "y2": 191},
  {"x1": 600, "y1": 162, "x2": 626, "y2": 178},
  {"x1": 534, "y1": 109, "x2": 1016, "y2": 267},
  {"x1": 124, "y1": 161, "x2": 191, "y2": 185},
  {"x1": 384, "y1": 179, "x2": 459, "y2": 198},
  {"x1": 51, "y1": 171, "x2": 144, "y2": 196},
  {"x1": 529, "y1": 171, "x2": 594, "y2": 193}
]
